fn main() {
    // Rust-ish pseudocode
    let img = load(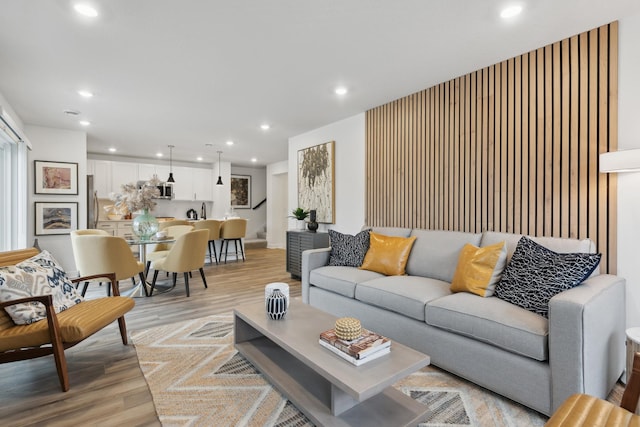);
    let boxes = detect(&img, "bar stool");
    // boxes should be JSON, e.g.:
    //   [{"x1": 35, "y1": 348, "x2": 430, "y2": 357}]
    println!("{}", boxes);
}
[{"x1": 220, "y1": 218, "x2": 247, "y2": 263}]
